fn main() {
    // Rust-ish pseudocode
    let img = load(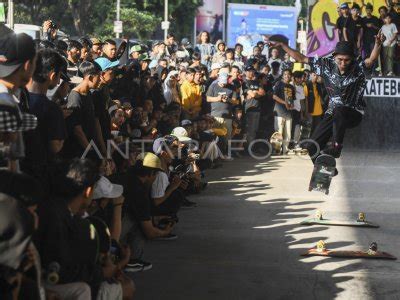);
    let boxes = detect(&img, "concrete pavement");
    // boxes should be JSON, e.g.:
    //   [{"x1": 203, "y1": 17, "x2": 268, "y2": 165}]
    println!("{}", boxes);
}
[{"x1": 131, "y1": 151, "x2": 400, "y2": 299}]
